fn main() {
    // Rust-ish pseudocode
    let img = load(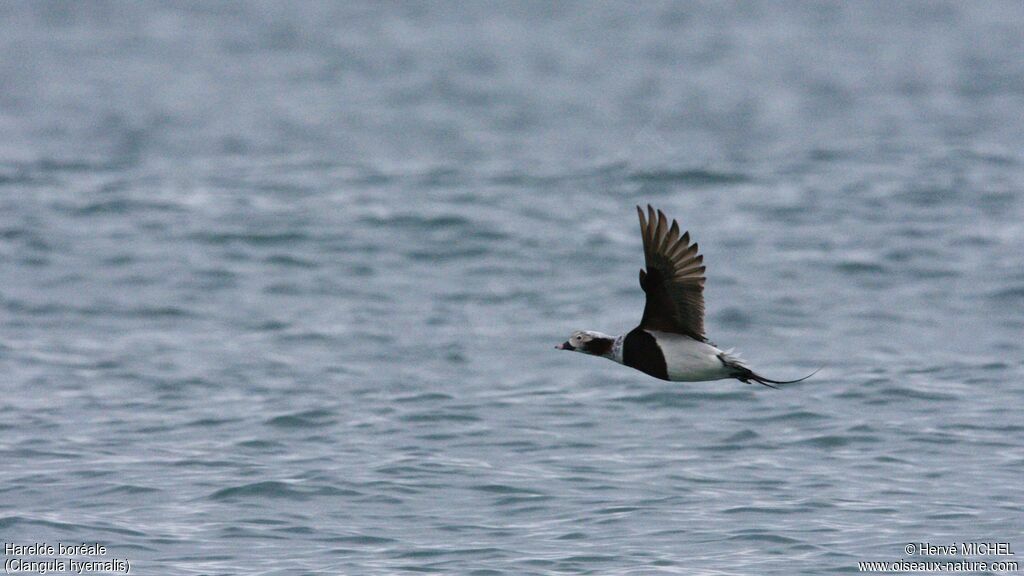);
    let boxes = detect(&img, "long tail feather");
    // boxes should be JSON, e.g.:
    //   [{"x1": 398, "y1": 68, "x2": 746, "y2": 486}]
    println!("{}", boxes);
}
[
  {"x1": 739, "y1": 367, "x2": 822, "y2": 388},
  {"x1": 716, "y1": 352, "x2": 821, "y2": 389}
]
